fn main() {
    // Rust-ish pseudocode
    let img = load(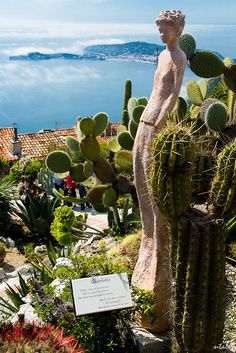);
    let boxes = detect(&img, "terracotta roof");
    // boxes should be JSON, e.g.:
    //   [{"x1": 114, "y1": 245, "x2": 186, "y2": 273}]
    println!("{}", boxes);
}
[
  {"x1": 0, "y1": 127, "x2": 76, "y2": 161},
  {"x1": 0, "y1": 123, "x2": 120, "y2": 161}
]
